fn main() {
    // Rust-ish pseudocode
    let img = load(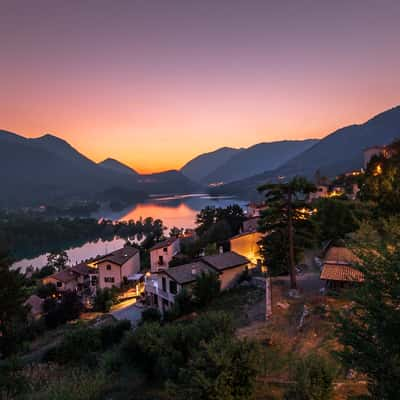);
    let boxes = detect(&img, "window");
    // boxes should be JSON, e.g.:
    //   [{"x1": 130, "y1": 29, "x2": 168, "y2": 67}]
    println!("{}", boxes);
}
[
  {"x1": 106, "y1": 264, "x2": 112, "y2": 270},
  {"x1": 158, "y1": 255, "x2": 164, "y2": 265},
  {"x1": 169, "y1": 280, "x2": 177, "y2": 294},
  {"x1": 56, "y1": 281, "x2": 62, "y2": 288},
  {"x1": 162, "y1": 277, "x2": 167, "y2": 291},
  {"x1": 163, "y1": 247, "x2": 168, "y2": 253},
  {"x1": 104, "y1": 277, "x2": 115, "y2": 283}
]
